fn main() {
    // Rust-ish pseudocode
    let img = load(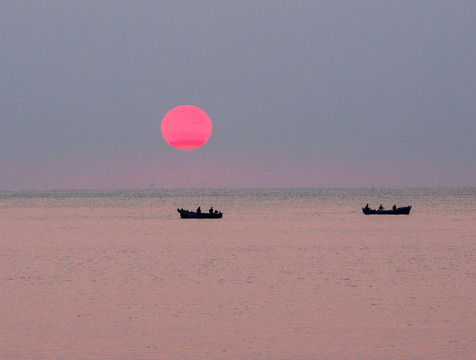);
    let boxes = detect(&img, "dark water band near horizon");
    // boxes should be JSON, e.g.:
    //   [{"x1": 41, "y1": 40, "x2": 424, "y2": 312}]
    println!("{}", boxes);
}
[{"x1": 1, "y1": 188, "x2": 475, "y2": 359}]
